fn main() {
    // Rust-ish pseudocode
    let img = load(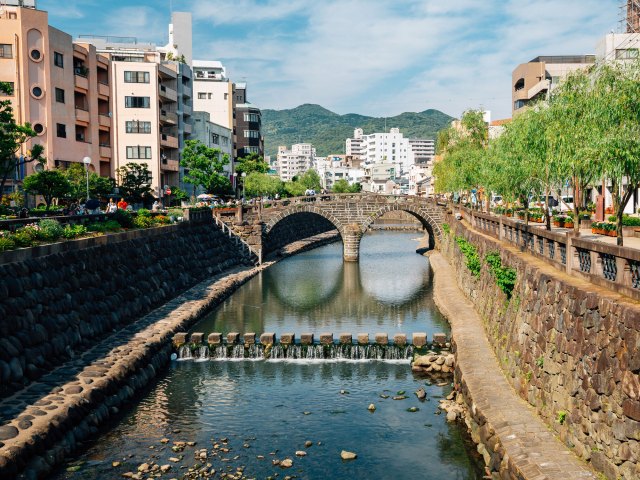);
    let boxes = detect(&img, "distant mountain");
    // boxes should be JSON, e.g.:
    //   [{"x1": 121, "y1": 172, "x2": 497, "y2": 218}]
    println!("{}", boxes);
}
[{"x1": 261, "y1": 104, "x2": 454, "y2": 158}]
